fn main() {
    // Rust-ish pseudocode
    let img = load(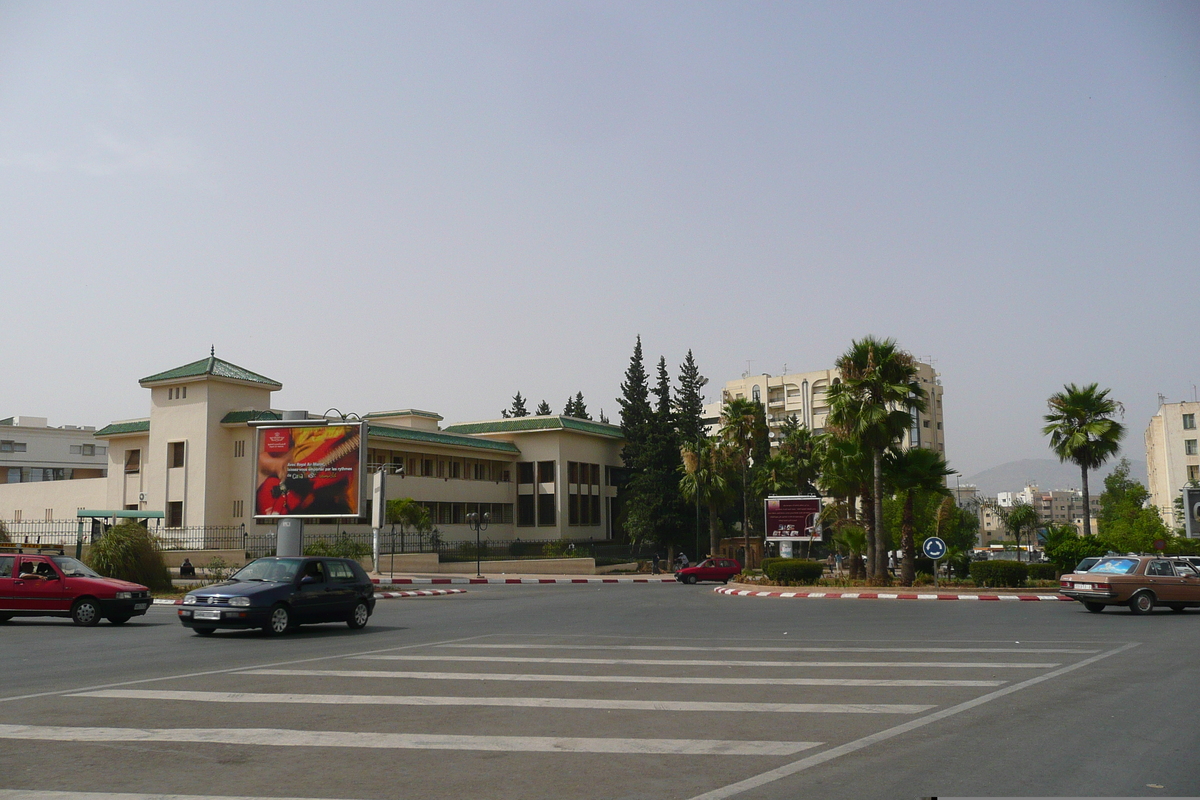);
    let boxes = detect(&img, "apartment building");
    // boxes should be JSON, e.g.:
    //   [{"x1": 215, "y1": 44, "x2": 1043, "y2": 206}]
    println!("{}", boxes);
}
[
  {"x1": 0, "y1": 355, "x2": 625, "y2": 543},
  {"x1": 1145, "y1": 400, "x2": 1200, "y2": 531},
  {"x1": 0, "y1": 417, "x2": 111, "y2": 522},
  {"x1": 996, "y1": 484, "x2": 1098, "y2": 534},
  {"x1": 703, "y1": 360, "x2": 945, "y2": 454}
]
